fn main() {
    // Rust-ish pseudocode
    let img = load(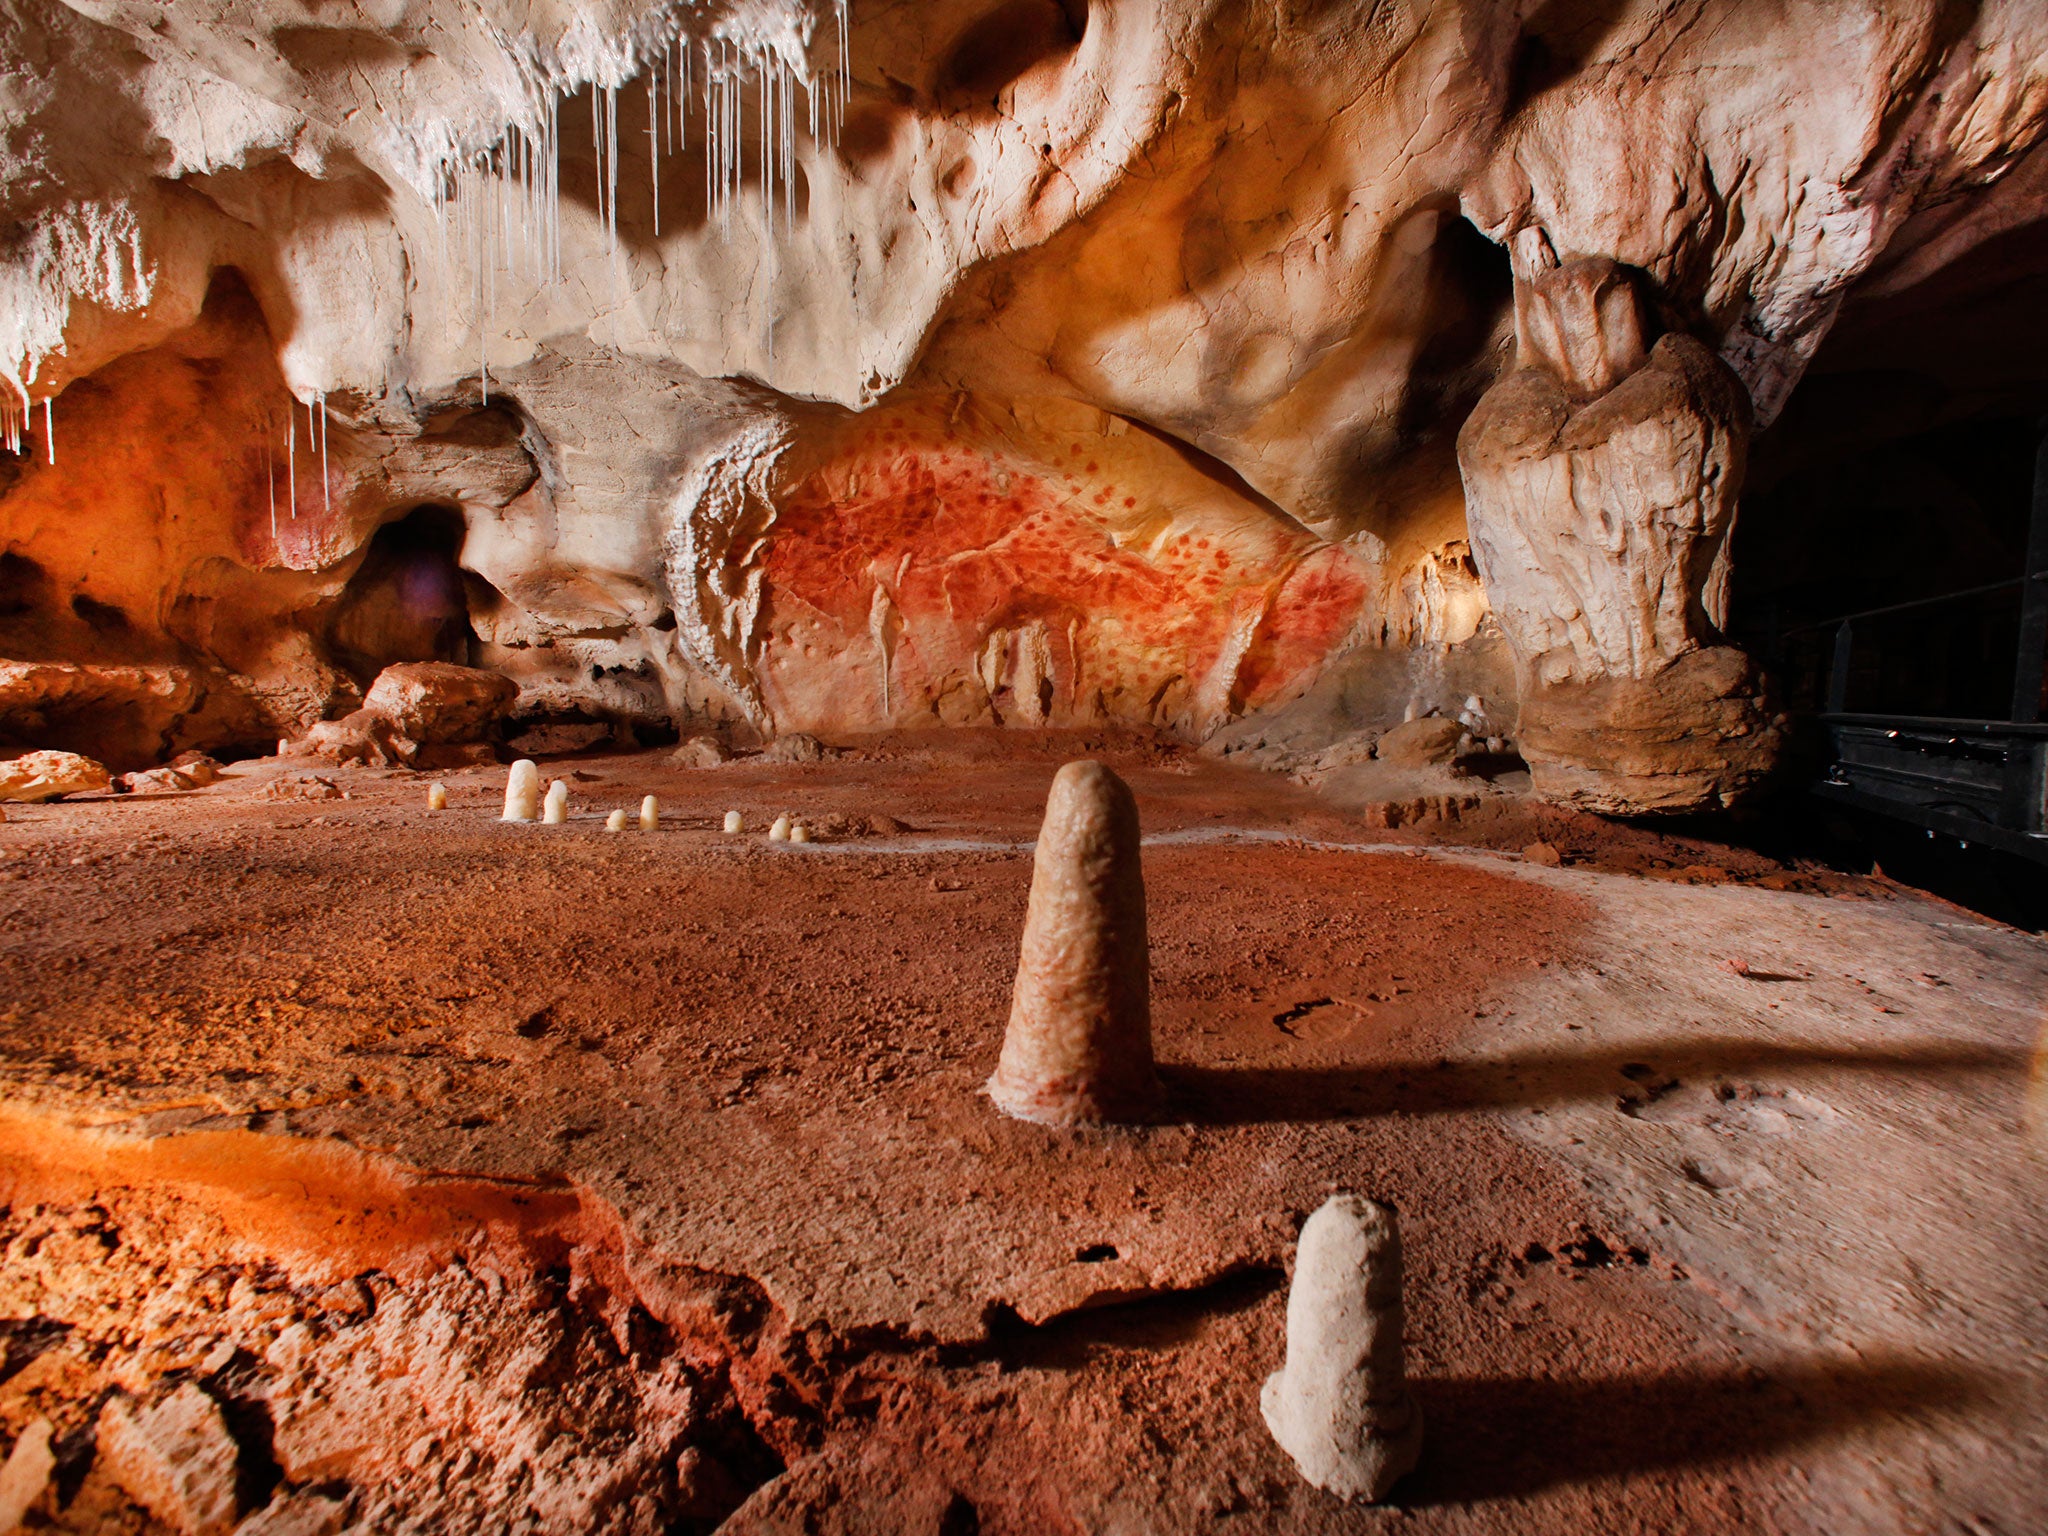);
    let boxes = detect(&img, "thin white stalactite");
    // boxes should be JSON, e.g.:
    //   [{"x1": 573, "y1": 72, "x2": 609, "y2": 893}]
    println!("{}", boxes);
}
[
  {"x1": 592, "y1": 79, "x2": 604, "y2": 247},
  {"x1": 266, "y1": 426, "x2": 276, "y2": 543},
  {"x1": 287, "y1": 408, "x2": 297, "y2": 522},
  {"x1": 43, "y1": 397, "x2": 52, "y2": 466},
  {"x1": 650, "y1": 67, "x2": 661, "y2": 239},
  {"x1": 606, "y1": 84, "x2": 620, "y2": 254},
  {"x1": 317, "y1": 389, "x2": 330, "y2": 516}
]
